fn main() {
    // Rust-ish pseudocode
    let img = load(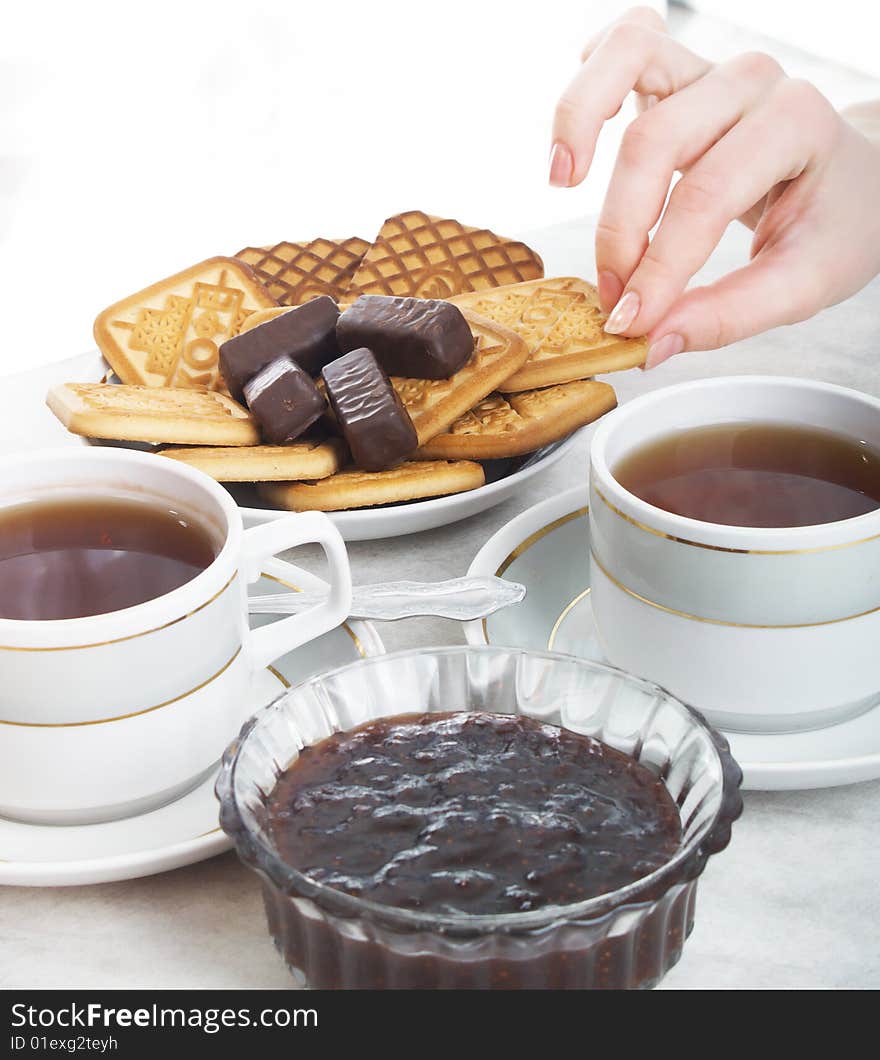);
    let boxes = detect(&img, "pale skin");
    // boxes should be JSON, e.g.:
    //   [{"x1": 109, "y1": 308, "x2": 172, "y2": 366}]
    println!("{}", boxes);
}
[{"x1": 549, "y1": 7, "x2": 880, "y2": 367}]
